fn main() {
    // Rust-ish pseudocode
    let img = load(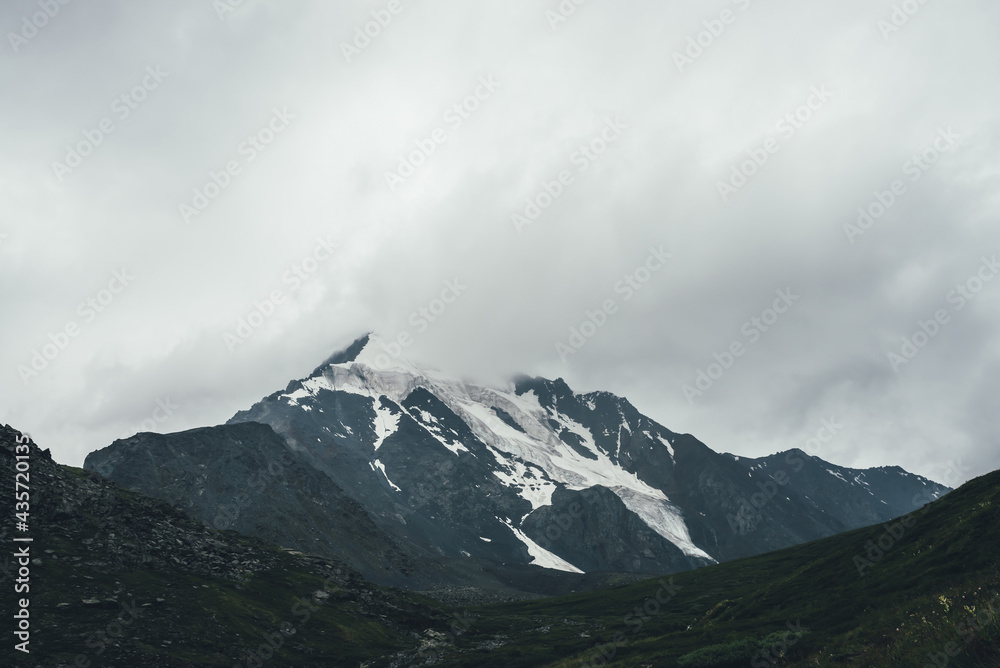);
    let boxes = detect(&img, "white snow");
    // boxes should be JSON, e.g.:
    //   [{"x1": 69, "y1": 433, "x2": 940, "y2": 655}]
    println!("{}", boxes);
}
[
  {"x1": 551, "y1": 412, "x2": 600, "y2": 454},
  {"x1": 372, "y1": 404, "x2": 399, "y2": 451},
  {"x1": 291, "y1": 333, "x2": 718, "y2": 563},
  {"x1": 373, "y1": 459, "x2": 401, "y2": 492},
  {"x1": 283, "y1": 386, "x2": 312, "y2": 406},
  {"x1": 488, "y1": 448, "x2": 557, "y2": 512},
  {"x1": 612, "y1": 486, "x2": 714, "y2": 560},
  {"x1": 827, "y1": 469, "x2": 848, "y2": 483},
  {"x1": 644, "y1": 430, "x2": 674, "y2": 457},
  {"x1": 619, "y1": 411, "x2": 632, "y2": 435},
  {"x1": 501, "y1": 518, "x2": 583, "y2": 573}
]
